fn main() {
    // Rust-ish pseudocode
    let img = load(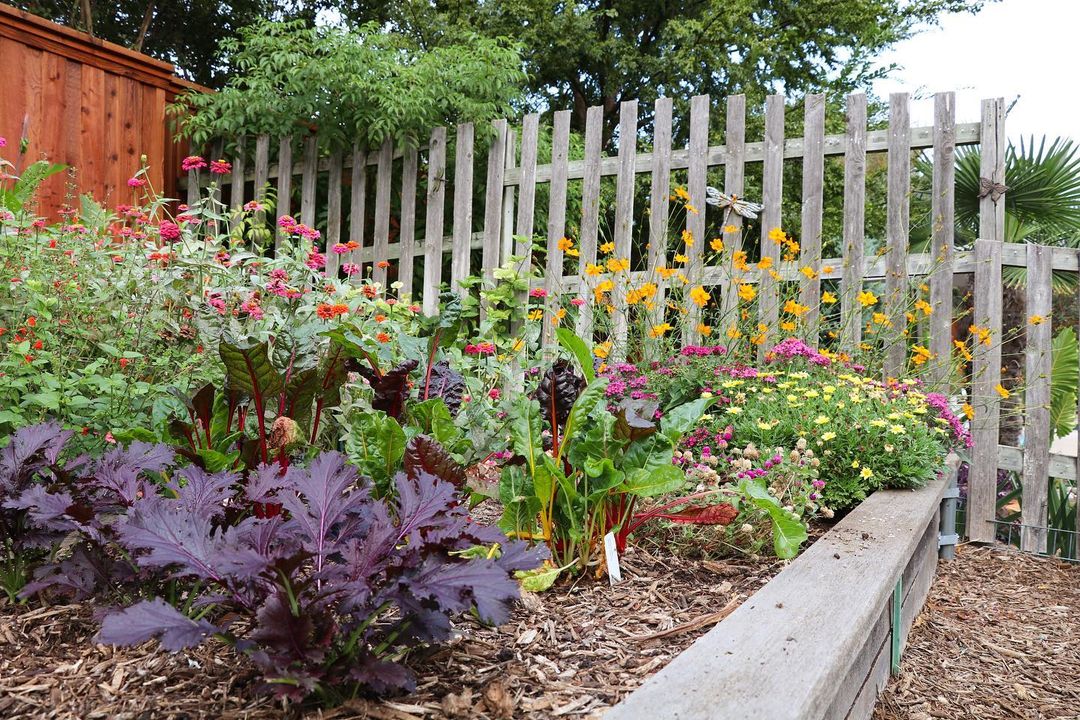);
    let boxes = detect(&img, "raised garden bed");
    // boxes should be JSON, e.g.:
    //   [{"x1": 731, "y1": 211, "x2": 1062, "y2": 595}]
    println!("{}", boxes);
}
[{"x1": 607, "y1": 473, "x2": 949, "y2": 720}]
